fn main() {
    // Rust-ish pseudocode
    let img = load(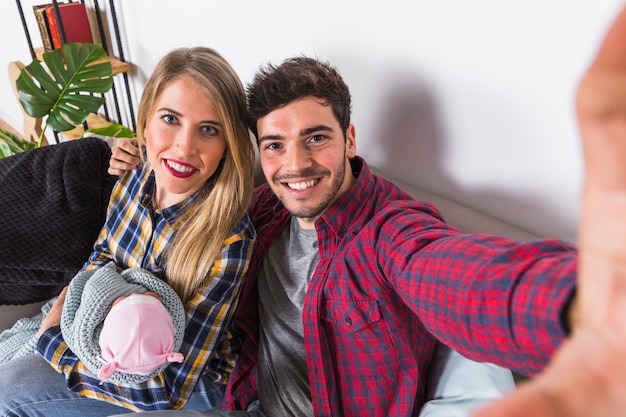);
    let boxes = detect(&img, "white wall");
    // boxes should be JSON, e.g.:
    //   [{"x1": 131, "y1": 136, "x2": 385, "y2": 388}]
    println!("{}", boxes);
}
[{"x1": 2, "y1": 0, "x2": 624, "y2": 241}]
